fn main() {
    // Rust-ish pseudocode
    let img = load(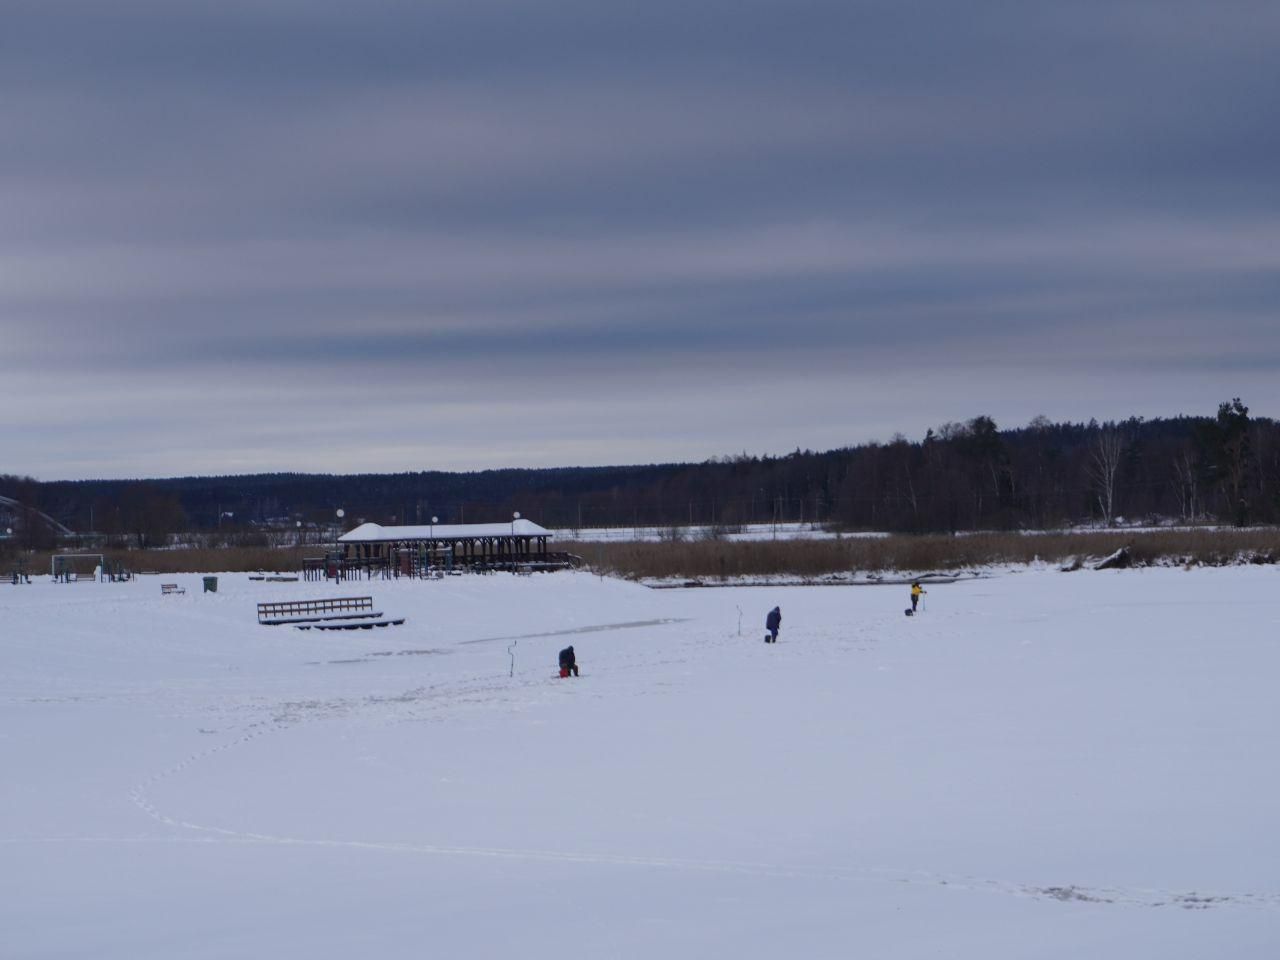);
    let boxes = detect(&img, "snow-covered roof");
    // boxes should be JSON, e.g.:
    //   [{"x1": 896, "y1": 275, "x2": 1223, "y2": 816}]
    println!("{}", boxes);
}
[{"x1": 339, "y1": 519, "x2": 552, "y2": 542}]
